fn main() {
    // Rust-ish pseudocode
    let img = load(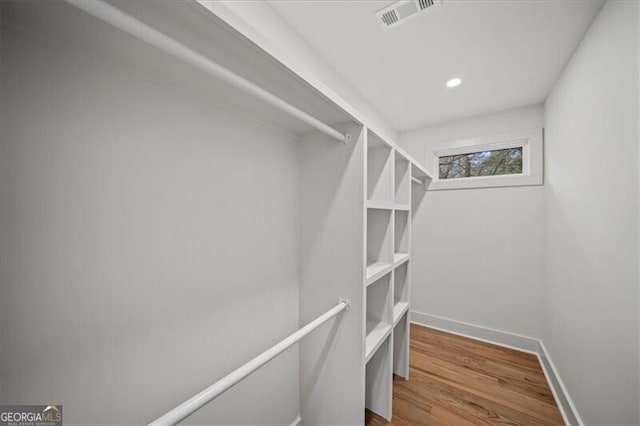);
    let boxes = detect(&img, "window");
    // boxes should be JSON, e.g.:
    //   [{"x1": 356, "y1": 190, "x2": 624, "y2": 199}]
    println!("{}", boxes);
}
[
  {"x1": 439, "y1": 147, "x2": 523, "y2": 179},
  {"x1": 428, "y1": 129, "x2": 543, "y2": 190}
]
